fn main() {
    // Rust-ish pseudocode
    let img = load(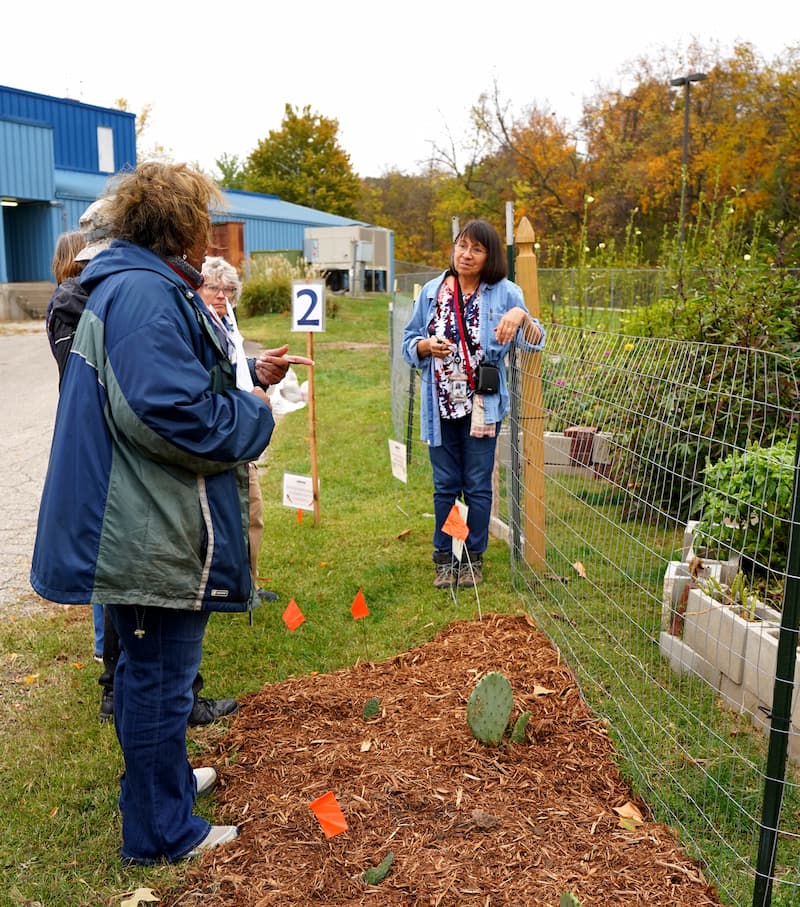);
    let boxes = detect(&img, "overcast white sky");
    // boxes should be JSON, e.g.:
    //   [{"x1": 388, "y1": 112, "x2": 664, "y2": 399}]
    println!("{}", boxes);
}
[{"x1": 3, "y1": 1, "x2": 796, "y2": 179}]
